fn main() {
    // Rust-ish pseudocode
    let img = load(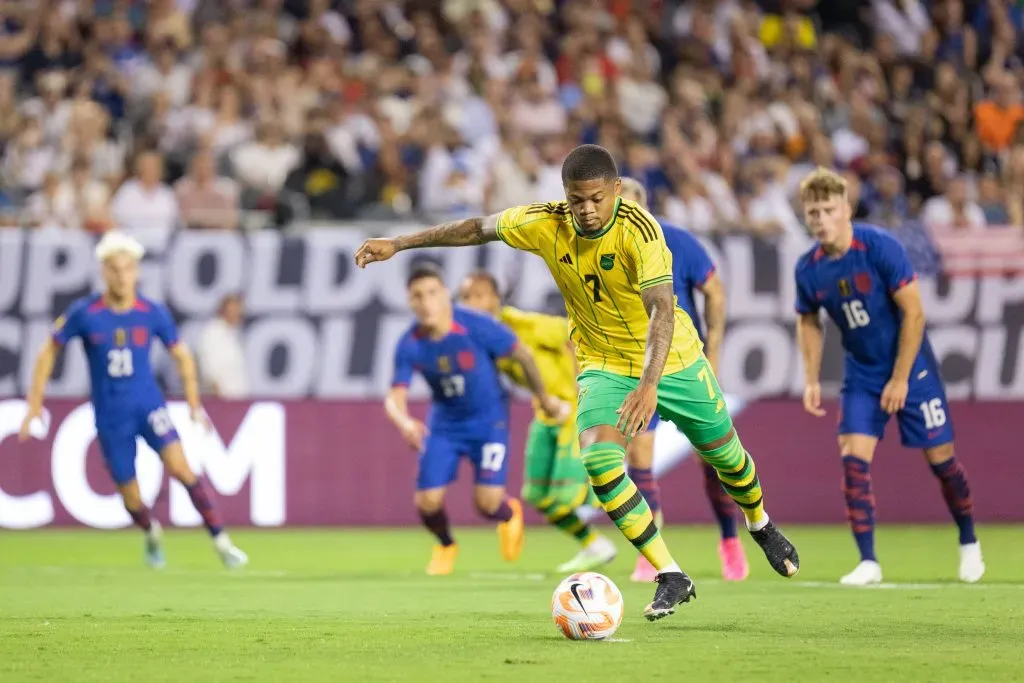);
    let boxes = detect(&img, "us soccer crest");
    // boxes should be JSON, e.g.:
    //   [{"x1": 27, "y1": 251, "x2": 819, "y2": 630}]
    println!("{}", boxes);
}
[
  {"x1": 837, "y1": 279, "x2": 852, "y2": 297},
  {"x1": 132, "y1": 326, "x2": 149, "y2": 346},
  {"x1": 855, "y1": 272, "x2": 872, "y2": 294},
  {"x1": 114, "y1": 328, "x2": 127, "y2": 346},
  {"x1": 600, "y1": 254, "x2": 615, "y2": 270},
  {"x1": 457, "y1": 350, "x2": 475, "y2": 370}
]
